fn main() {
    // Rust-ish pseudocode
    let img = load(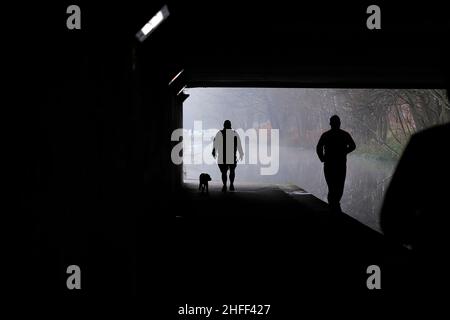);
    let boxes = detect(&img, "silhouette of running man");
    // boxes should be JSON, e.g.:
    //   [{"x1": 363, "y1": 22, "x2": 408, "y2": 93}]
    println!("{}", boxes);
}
[
  {"x1": 212, "y1": 120, "x2": 244, "y2": 192},
  {"x1": 316, "y1": 115, "x2": 356, "y2": 211}
]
